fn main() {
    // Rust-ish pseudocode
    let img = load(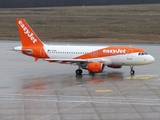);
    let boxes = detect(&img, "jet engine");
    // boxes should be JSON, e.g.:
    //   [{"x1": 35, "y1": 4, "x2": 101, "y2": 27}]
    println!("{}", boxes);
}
[{"x1": 87, "y1": 62, "x2": 105, "y2": 73}]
